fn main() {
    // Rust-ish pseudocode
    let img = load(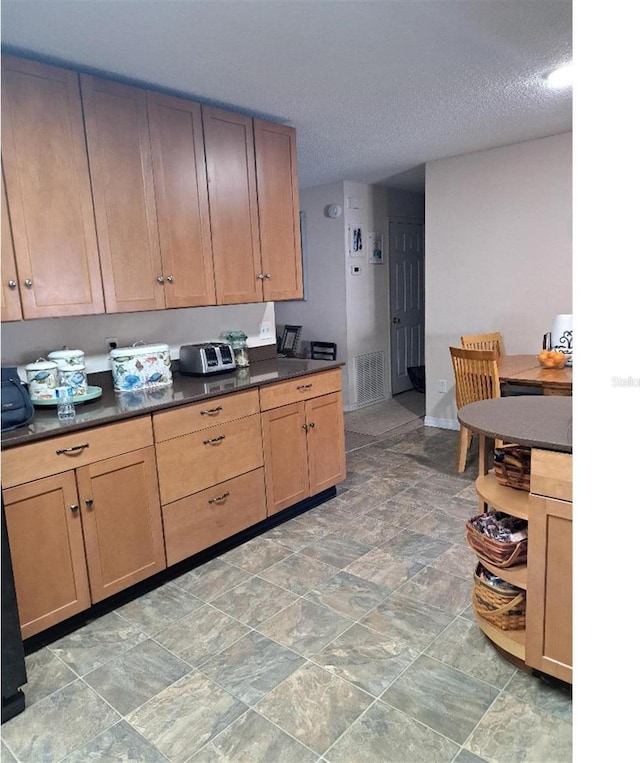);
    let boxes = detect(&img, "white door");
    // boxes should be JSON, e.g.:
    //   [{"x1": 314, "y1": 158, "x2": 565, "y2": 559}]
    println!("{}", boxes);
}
[{"x1": 389, "y1": 220, "x2": 425, "y2": 395}]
